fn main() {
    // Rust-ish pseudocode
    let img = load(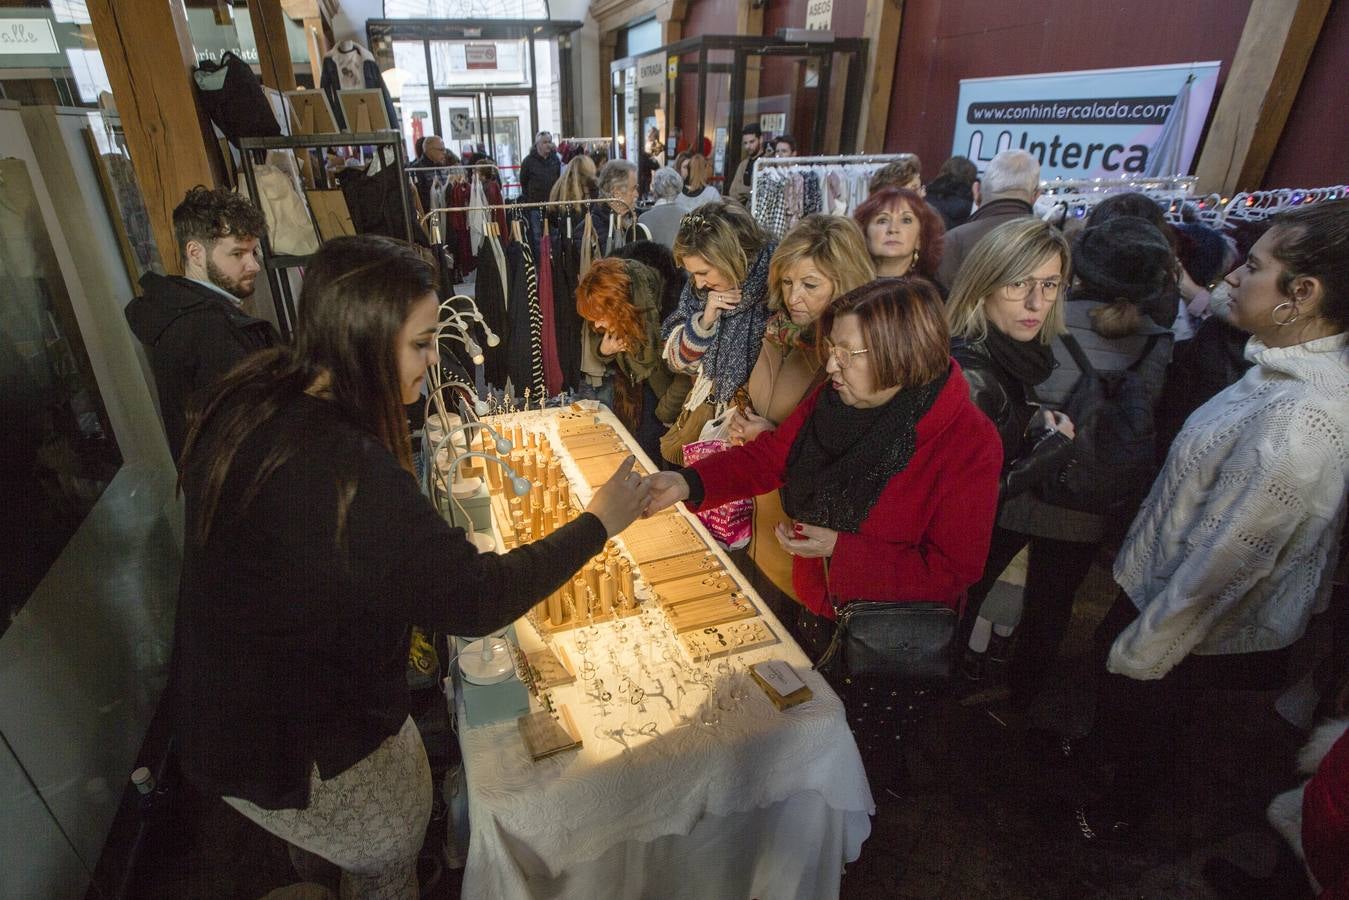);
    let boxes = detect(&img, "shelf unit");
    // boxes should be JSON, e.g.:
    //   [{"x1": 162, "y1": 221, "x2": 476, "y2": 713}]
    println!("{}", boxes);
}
[{"x1": 238, "y1": 131, "x2": 413, "y2": 340}]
